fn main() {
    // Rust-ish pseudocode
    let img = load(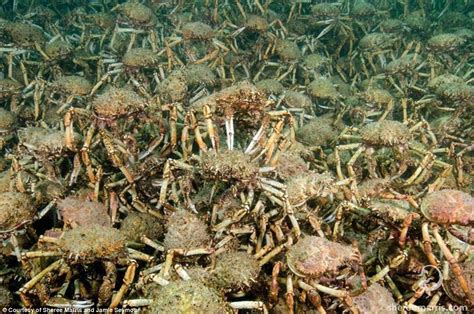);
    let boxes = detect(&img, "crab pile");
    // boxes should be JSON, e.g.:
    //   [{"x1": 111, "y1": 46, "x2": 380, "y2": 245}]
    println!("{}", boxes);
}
[{"x1": 0, "y1": 0, "x2": 472, "y2": 312}]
